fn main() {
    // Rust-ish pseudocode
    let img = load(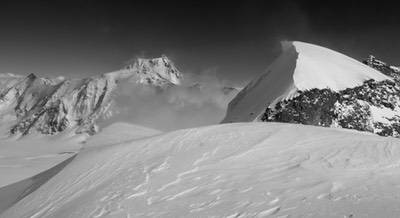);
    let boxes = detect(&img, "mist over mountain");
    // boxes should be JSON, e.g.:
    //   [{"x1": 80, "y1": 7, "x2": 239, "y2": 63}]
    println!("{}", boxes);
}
[
  {"x1": 3, "y1": 40, "x2": 400, "y2": 218},
  {"x1": 3, "y1": 1, "x2": 400, "y2": 217},
  {"x1": 0, "y1": 56, "x2": 238, "y2": 137}
]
